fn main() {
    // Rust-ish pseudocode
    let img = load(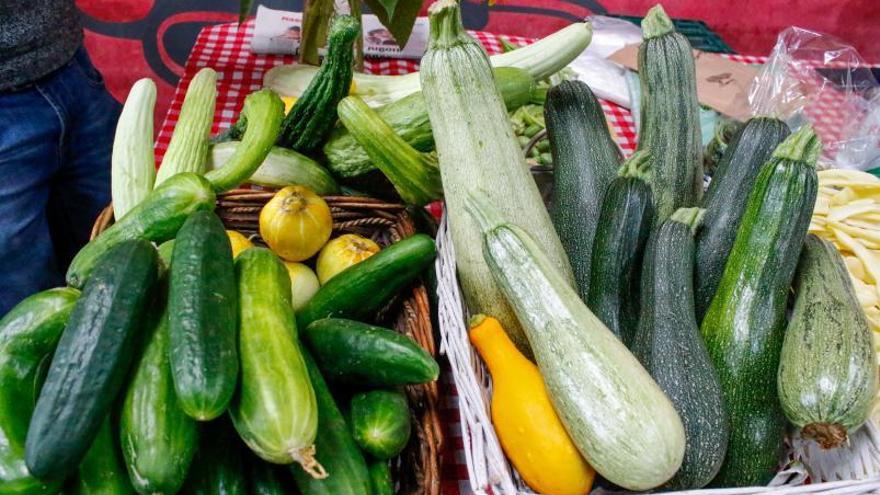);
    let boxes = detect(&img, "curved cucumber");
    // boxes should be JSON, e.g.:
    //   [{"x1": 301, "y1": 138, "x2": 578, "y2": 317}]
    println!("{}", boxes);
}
[
  {"x1": 168, "y1": 210, "x2": 239, "y2": 421},
  {"x1": 0, "y1": 288, "x2": 79, "y2": 495}
]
